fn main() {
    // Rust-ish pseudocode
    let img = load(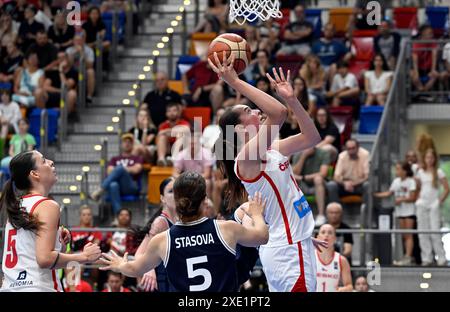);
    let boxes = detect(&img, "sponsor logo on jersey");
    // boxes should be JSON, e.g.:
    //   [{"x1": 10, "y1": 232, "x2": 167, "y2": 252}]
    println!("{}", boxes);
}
[
  {"x1": 293, "y1": 196, "x2": 312, "y2": 219},
  {"x1": 175, "y1": 233, "x2": 215, "y2": 249},
  {"x1": 278, "y1": 160, "x2": 290, "y2": 171},
  {"x1": 334, "y1": 261, "x2": 338, "y2": 270},
  {"x1": 17, "y1": 271, "x2": 27, "y2": 280},
  {"x1": 9, "y1": 270, "x2": 33, "y2": 288}
]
